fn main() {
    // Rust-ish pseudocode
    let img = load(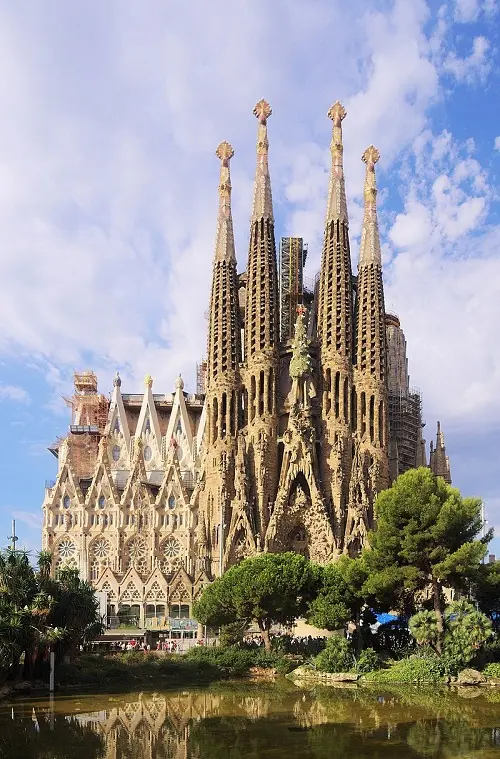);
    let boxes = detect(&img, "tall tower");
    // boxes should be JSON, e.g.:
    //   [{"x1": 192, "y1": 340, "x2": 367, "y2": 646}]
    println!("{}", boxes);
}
[
  {"x1": 202, "y1": 141, "x2": 242, "y2": 575},
  {"x1": 429, "y1": 421, "x2": 452, "y2": 484},
  {"x1": 385, "y1": 313, "x2": 424, "y2": 479},
  {"x1": 346, "y1": 146, "x2": 389, "y2": 553},
  {"x1": 317, "y1": 102, "x2": 354, "y2": 538},
  {"x1": 242, "y1": 99, "x2": 280, "y2": 539}
]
